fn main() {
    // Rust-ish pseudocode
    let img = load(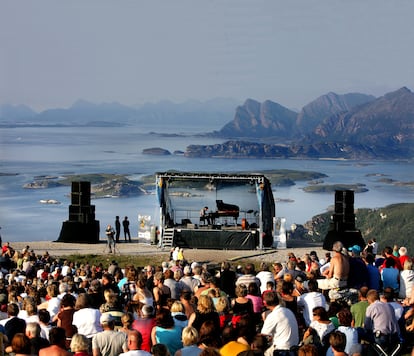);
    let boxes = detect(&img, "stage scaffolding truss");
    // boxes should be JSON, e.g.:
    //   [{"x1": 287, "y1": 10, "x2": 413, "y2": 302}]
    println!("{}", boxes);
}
[{"x1": 155, "y1": 172, "x2": 275, "y2": 250}]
